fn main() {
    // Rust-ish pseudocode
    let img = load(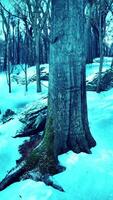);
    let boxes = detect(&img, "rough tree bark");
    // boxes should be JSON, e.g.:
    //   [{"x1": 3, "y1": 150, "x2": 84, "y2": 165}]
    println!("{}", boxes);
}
[
  {"x1": 47, "y1": 0, "x2": 96, "y2": 156},
  {"x1": 25, "y1": 0, "x2": 96, "y2": 173}
]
